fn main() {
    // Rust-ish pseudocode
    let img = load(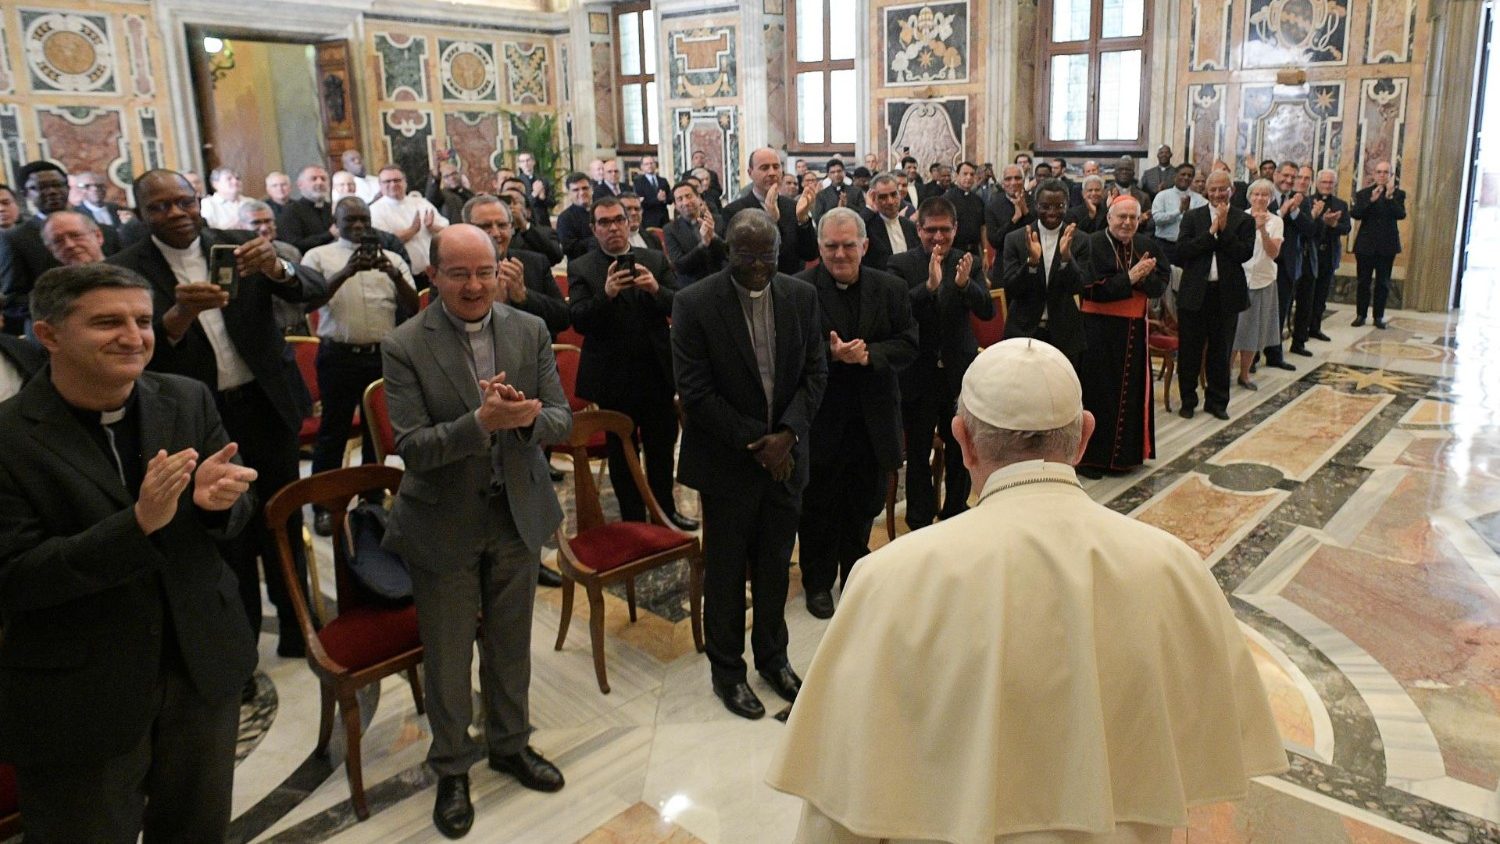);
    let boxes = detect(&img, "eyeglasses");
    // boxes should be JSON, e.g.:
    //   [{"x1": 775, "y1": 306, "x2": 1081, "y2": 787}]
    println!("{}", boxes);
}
[
  {"x1": 919, "y1": 224, "x2": 955, "y2": 235},
  {"x1": 441, "y1": 268, "x2": 498, "y2": 282},
  {"x1": 593, "y1": 214, "x2": 628, "y2": 228},
  {"x1": 143, "y1": 197, "x2": 199, "y2": 215}
]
